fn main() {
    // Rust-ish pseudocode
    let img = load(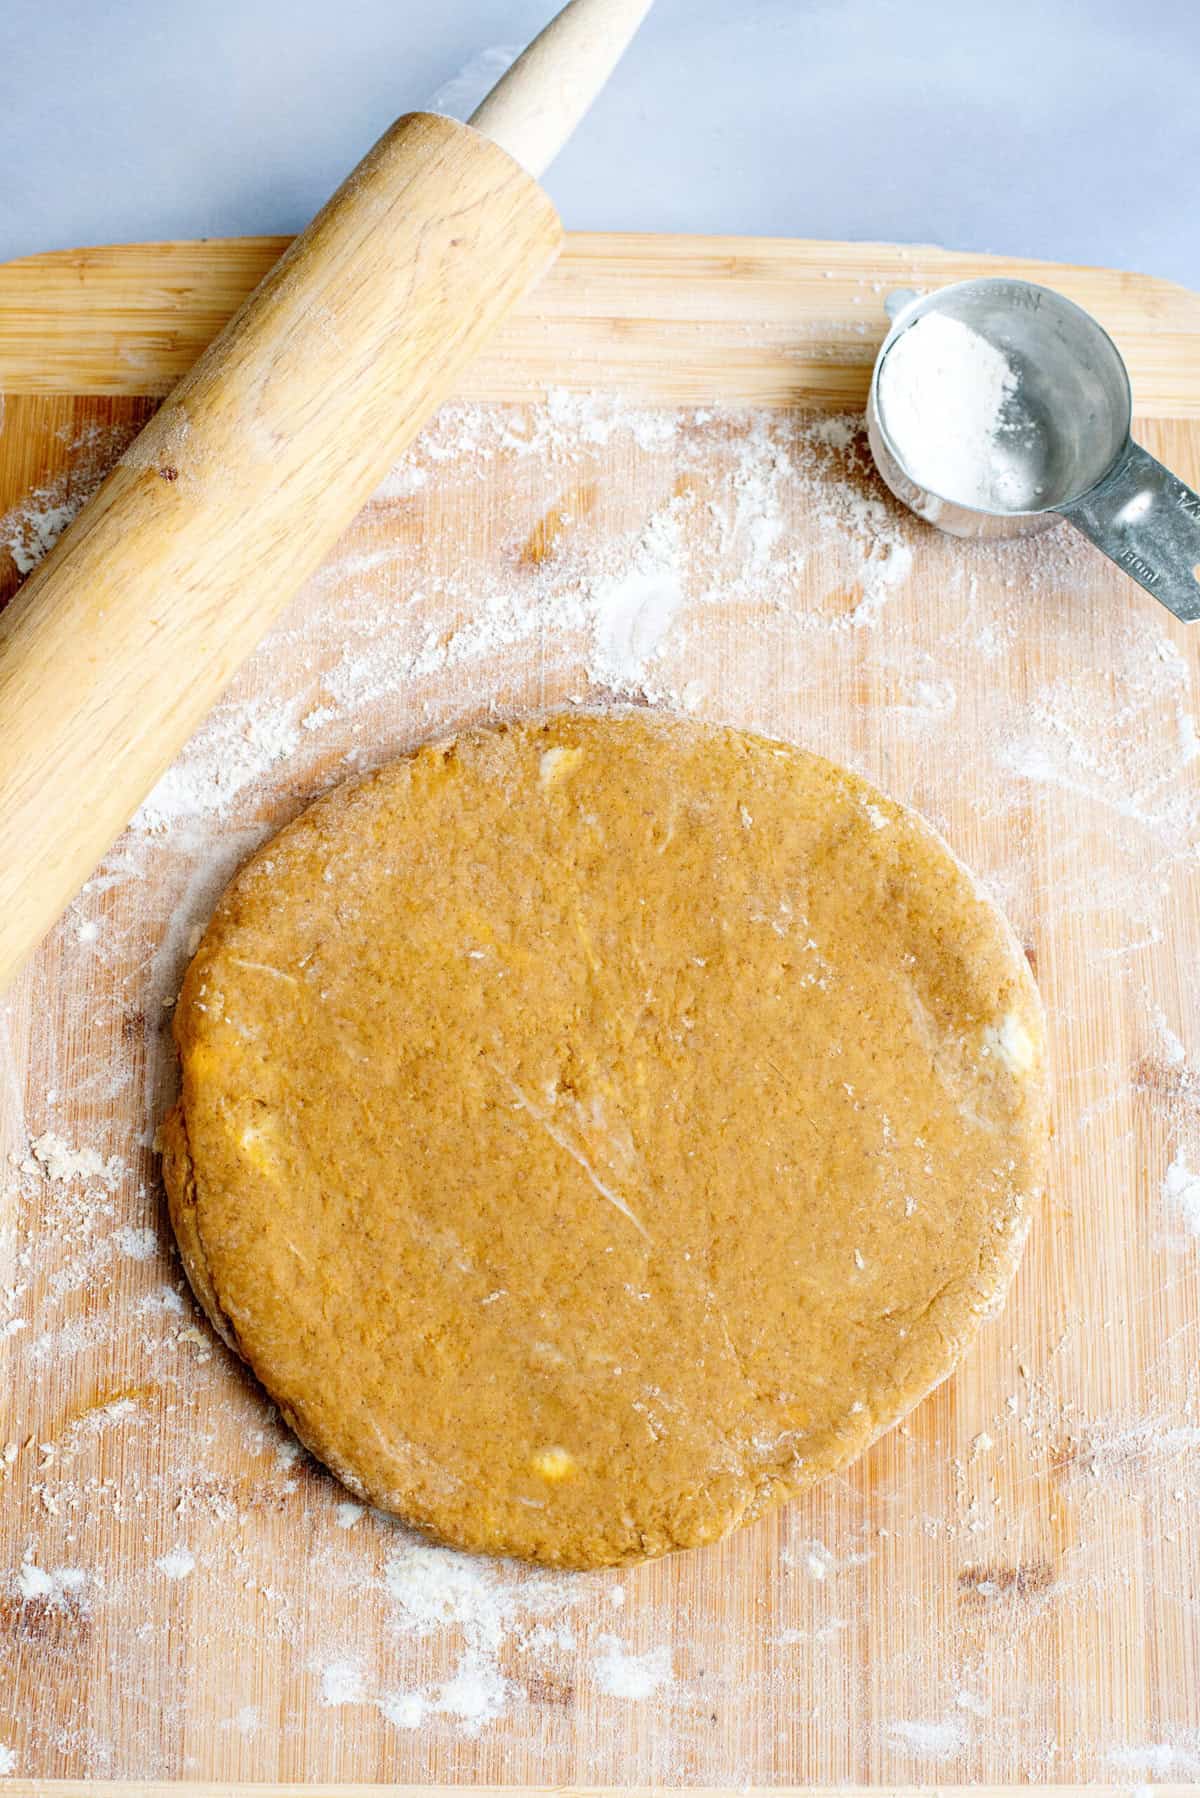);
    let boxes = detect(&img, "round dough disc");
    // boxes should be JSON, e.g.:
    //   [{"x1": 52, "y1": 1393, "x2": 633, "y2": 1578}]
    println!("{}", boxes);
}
[{"x1": 160, "y1": 712, "x2": 1047, "y2": 1568}]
